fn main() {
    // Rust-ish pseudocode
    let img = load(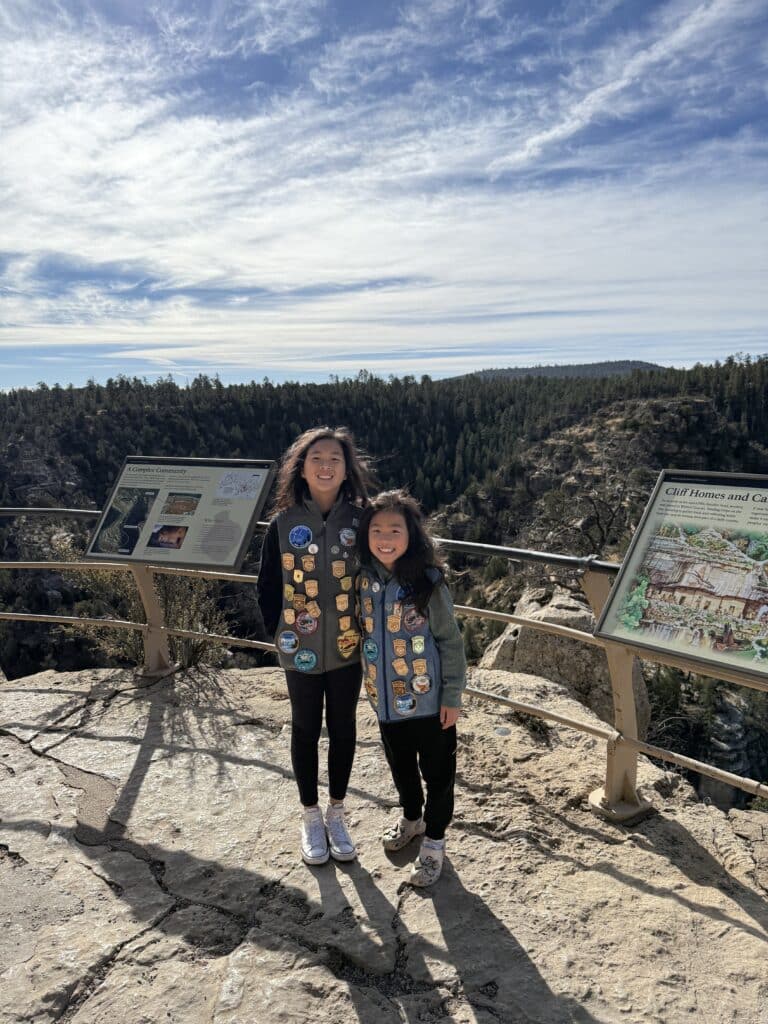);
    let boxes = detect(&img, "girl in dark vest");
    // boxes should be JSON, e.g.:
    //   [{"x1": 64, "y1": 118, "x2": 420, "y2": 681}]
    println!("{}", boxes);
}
[
  {"x1": 357, "y1": 490, "x2": 466, "y2": 886},
  {"x1": 257, "y1": 427, "x2": 372, "y2": 865}
]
